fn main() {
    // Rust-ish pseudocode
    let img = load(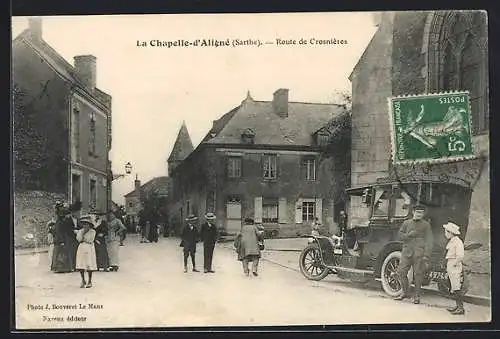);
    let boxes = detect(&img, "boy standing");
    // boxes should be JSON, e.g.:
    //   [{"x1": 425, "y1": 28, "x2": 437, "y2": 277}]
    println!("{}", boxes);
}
[{"x1": 443, "y1": 222, "x2": 466, "y2": 315}]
